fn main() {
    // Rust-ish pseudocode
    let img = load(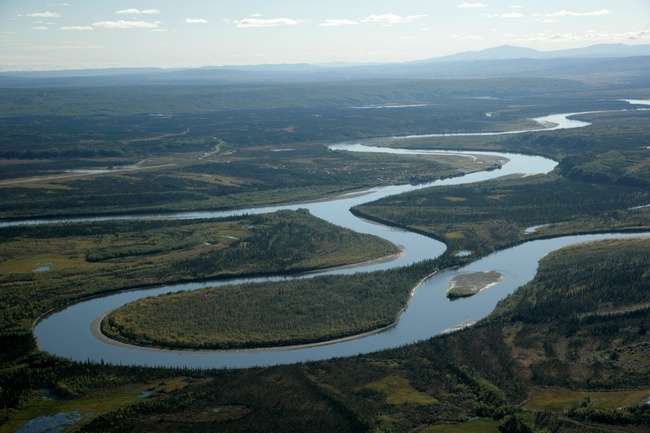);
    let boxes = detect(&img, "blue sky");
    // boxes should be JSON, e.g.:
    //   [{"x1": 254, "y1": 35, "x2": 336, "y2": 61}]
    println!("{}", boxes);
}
[{"x1": 0, "y1": 0, "x2": 649, "y2": 70}]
